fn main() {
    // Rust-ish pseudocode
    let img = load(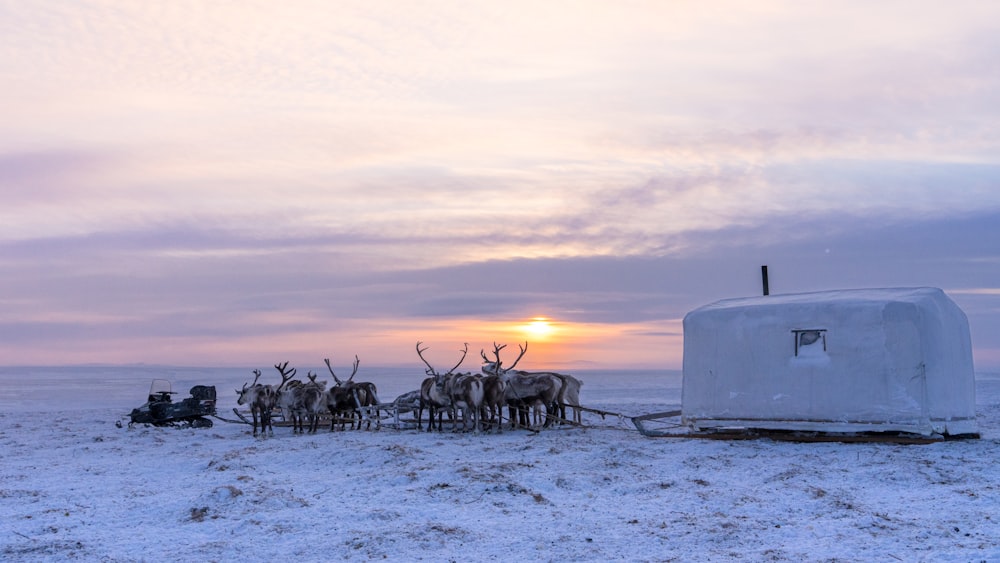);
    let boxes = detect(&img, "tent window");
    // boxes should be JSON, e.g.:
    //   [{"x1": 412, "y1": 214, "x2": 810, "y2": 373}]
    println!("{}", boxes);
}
[{"x1": 792, "y1": 329, "x2": 827, "y2": 356}]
